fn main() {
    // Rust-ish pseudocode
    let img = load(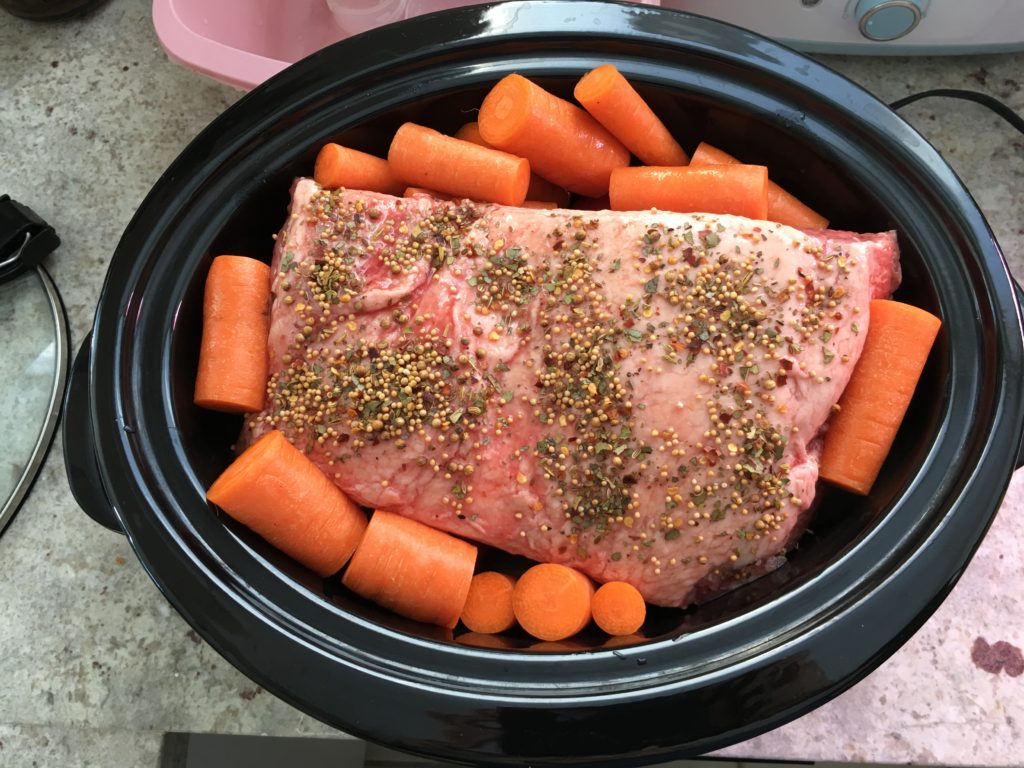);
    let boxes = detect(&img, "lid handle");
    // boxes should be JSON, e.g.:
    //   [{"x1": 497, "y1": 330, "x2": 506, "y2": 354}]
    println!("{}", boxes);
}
[{"x1": 0, "y1": 194, "x2": 61, "y2": 283}]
